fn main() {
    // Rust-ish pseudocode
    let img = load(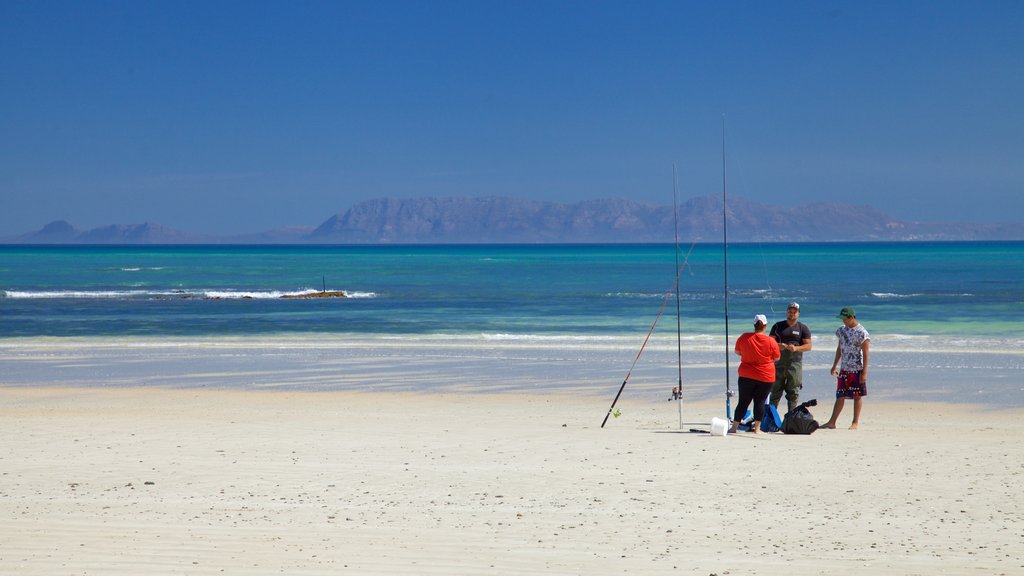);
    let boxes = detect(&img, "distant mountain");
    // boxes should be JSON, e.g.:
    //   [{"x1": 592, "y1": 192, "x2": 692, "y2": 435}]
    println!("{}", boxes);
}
[
  {"x1": 309, "y1": 196, "x2": 673, "y2": 243},
  {"x1": 307, "y1": 195, "x2": 1024, "y2": 243},
  {"x1": 20, "y1": 220, "x2": 81, "y2": 243},
  {"x1": 8, "y1": 195, "x2": 1023, "y2": 244},
  {"x1": 13, "y1": 220, "x2": 210, "y2": 244}
]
